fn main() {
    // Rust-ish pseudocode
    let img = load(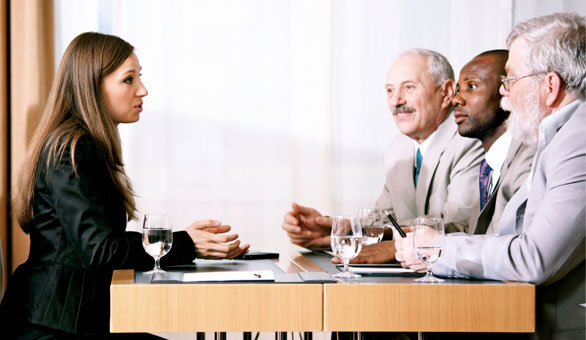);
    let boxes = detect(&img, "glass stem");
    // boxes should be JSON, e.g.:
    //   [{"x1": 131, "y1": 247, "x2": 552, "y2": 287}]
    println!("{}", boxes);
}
[
  {"x1": 343, "y1": 259, "x2": 349, "y2": 273},
  {"x1": 155, "y1": 257, "x2": 161, "y2": 270}
]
